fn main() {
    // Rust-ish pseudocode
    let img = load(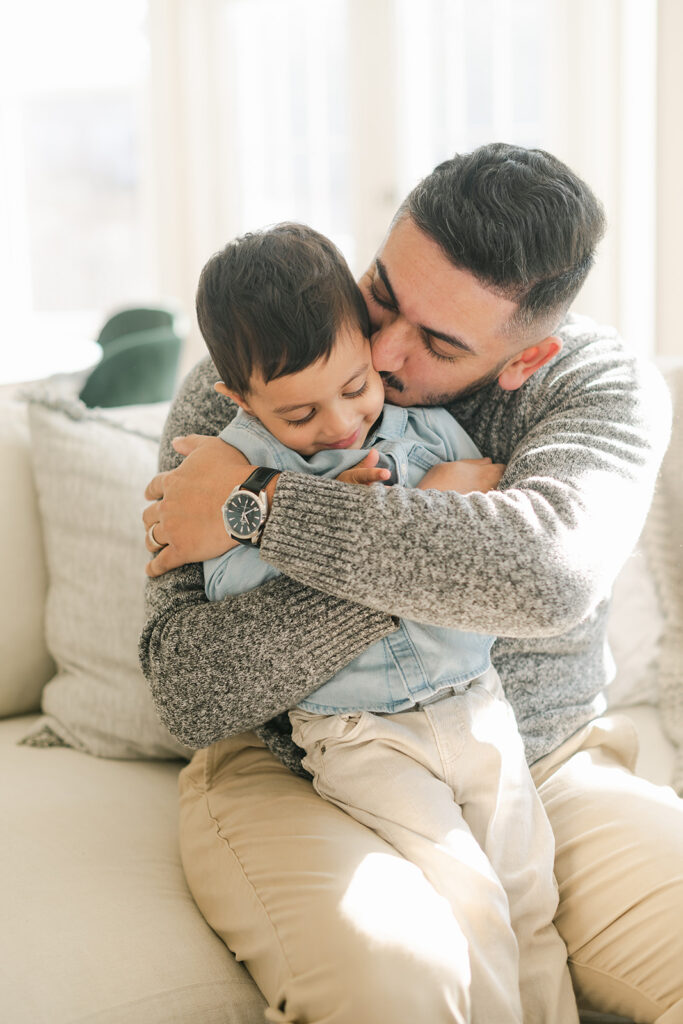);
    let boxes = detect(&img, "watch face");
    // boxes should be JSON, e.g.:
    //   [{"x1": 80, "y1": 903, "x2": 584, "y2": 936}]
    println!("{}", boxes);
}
[{"x1": 225, "y1": 492, "x2": 262, "y2": 538}]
